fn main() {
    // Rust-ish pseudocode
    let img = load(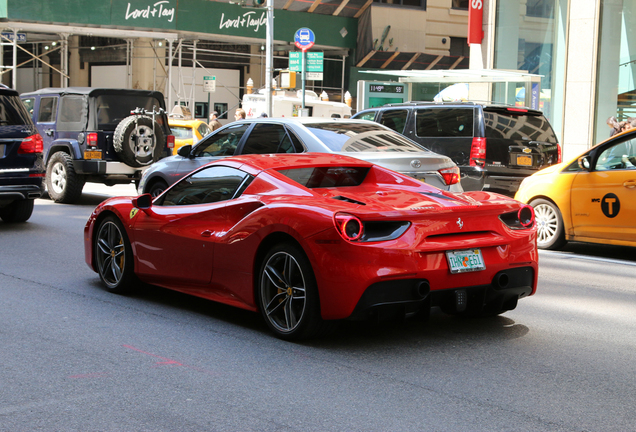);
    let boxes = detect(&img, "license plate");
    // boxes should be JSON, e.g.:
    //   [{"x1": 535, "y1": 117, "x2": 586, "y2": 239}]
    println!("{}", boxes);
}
[
  {"x1": 84, "y1": 150, "x2": 102, "y2": 160},
  {"x1": 446, "y1": 249, "x2": 486, "y2": 274},
  {"x1": 516, "y1": 155, "x2": 532, "y2": 166}
]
